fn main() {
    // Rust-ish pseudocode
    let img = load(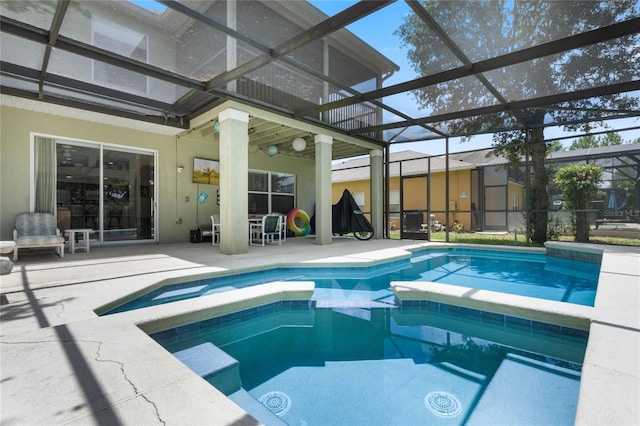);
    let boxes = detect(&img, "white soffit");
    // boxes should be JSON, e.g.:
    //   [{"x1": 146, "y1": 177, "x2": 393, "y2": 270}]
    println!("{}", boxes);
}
[{"x1": 0, "y1": 94, "x2": 184, "y2": 136}]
